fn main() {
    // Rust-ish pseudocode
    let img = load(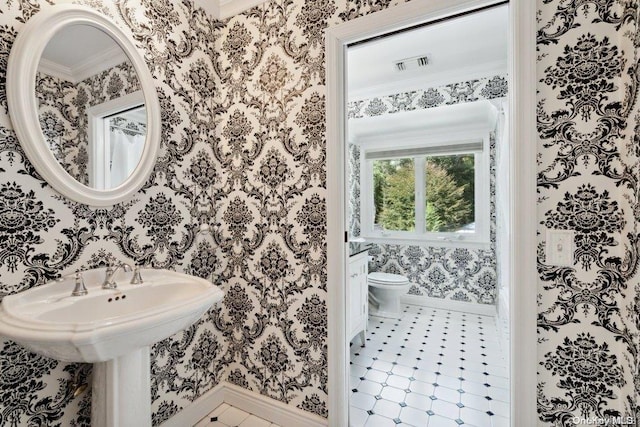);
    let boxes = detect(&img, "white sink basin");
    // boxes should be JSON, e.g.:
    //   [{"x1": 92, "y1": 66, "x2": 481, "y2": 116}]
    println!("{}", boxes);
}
[
  {"x1": 0, "y1": 268, "x2": 223, "y2": 363},
  {"x1": 0, "y1": 267, "x2": 223, "y2": 427}
]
